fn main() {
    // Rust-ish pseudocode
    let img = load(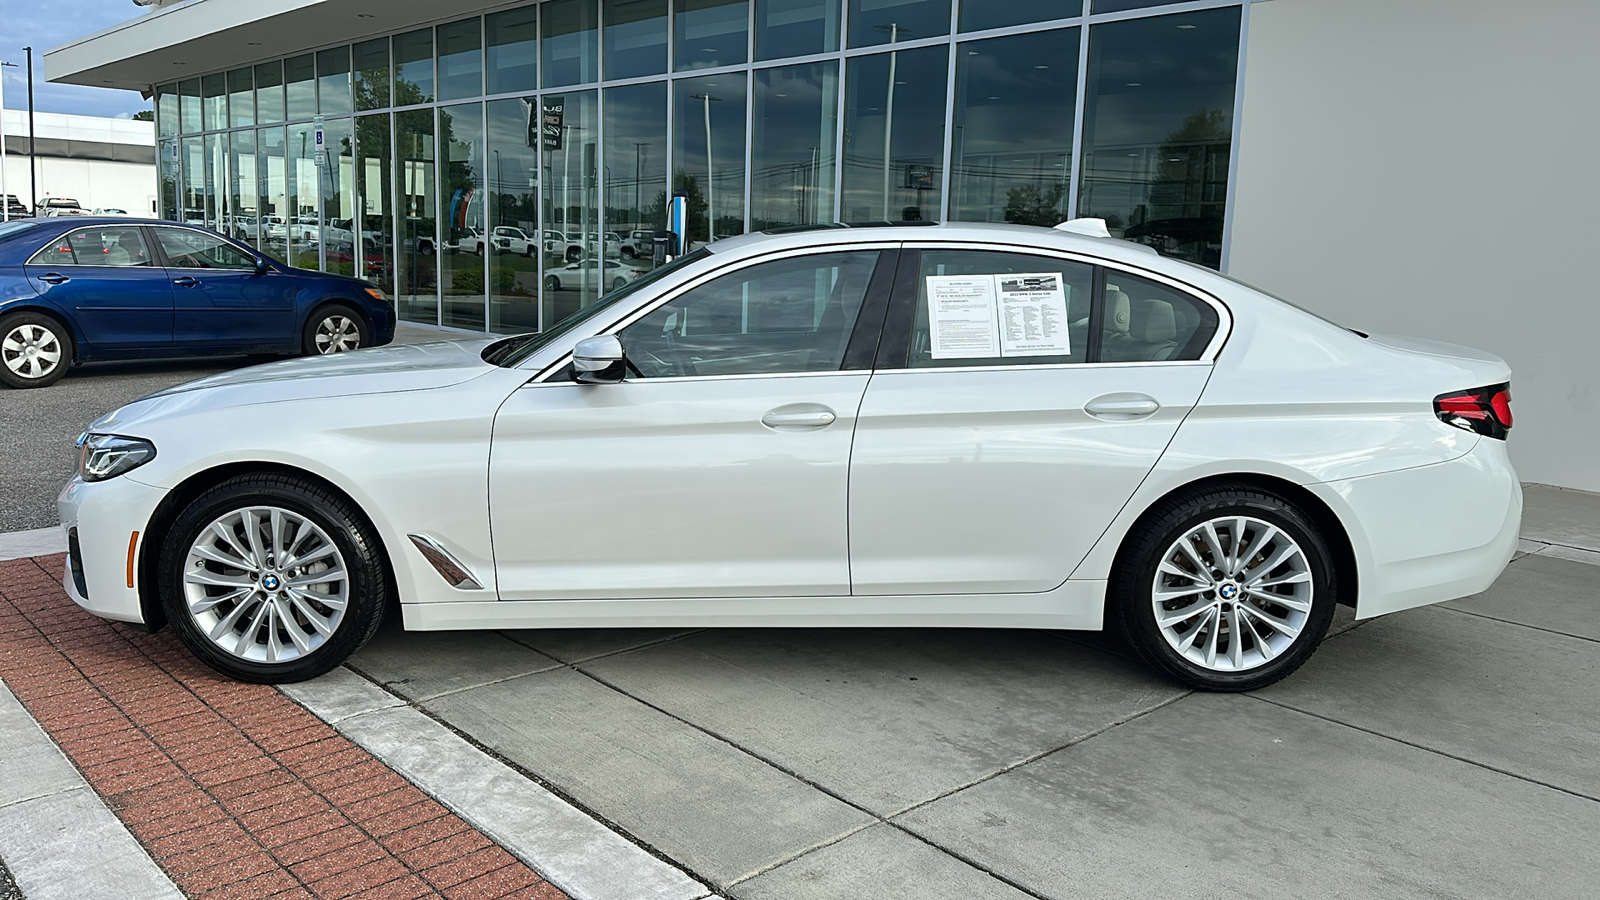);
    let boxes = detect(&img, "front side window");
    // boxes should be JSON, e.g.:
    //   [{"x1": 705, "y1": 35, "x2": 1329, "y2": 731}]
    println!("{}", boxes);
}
[
  {"x1": 907, "y1": 249, "x2": 1092, "y2": 368},
  {"x1": 29, "y1": 228, "x2": 153, "y2": 268},
  {"x1": 1100, "y1": 270, "x2": 1217, "y2": 362},
  {"x1": 154, "y1": 229, "x2": 257, "y2": 270},
  {"x1": 620, "y1": 250, "x2": 880, "y2": 378}
]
